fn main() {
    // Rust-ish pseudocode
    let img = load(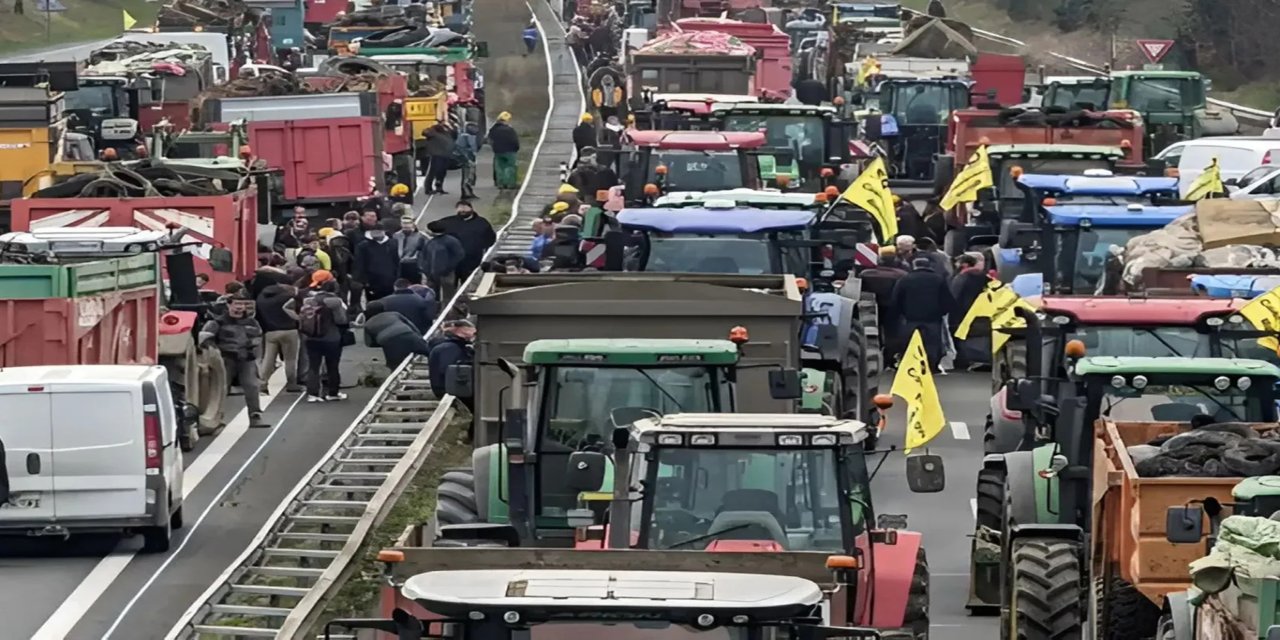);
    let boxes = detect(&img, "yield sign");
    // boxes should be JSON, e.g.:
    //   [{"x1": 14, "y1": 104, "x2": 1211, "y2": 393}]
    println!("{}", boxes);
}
[{"x1": 1136, "y1": 39, "x2": 1175, "y2": 64}]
